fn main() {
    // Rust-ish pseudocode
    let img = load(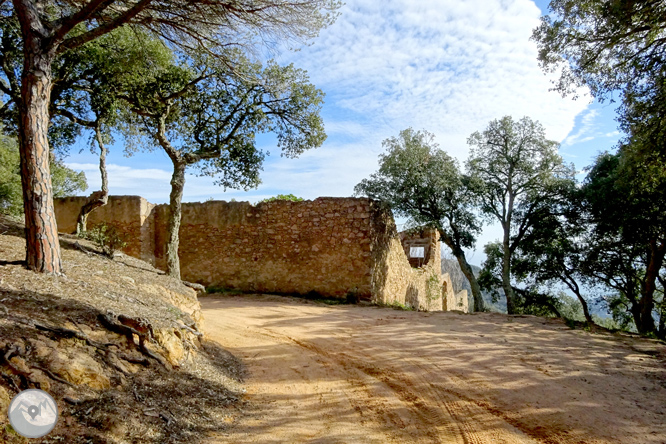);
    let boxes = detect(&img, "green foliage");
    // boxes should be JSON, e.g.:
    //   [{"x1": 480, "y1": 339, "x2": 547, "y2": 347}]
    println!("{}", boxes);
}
[
  {"x1": 426, "y1": 272, "x2": 441, "y2": 303},
  {"x1": 355, "y1": 128, "x2": 480, "y2": 250},
  {"x1": 557, "y1": 293, "x2": 586, "y2": 322},
  {"x1": 0, "y1": 135, "x2": 87, "y2": 217},
  {"x1": 345, "y1": 288, "x2": 361, "y2": 304},
  {"x1": 382, "y1": 301, "x2": 415, "y2": 311},
  {"x1": 467, "y1": 116, "x2": 576, "y2": 314},
  {"x1": 533, "y1": 0, "x2": 666, "y2": 101},
  {"x1": 81, "y1": 223, "x2": 127, "y2": 258},
  {"x1": 480, "y1": 241, "x2": 563, "y2": 317},
  {"x1": 354, "y1": 128, "x2": 485, "y2": 311},
  {"x1": 0, "y1": 135, "x2": 22, "y2": 217},
  {"x1": 121, "y1": 49, "x2": 326, "y2": 192},
  {"x1": 51, "y1": 158, "x2": 88, "y2": 198},
  {"x1": 259, "y1": 194, "x2": 304, "y2": 203},
  {"x1": 581, "y1": 148, "x2": 665, "y2": 336}
]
